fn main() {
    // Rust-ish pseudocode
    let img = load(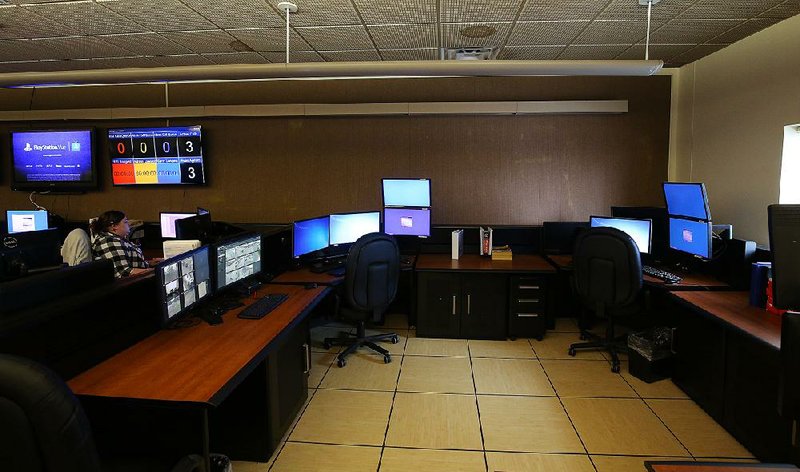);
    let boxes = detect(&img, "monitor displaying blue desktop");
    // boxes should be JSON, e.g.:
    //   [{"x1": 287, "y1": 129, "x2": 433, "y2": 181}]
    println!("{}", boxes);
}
[
  {"x1": 590, "y1": 216, "x2": 652, "y2": 254},
  {"x1": 382, "y1": 179, "x2": 431, "y2": 207},
  {"x1": 160, "y1": 212, "x2": 194, "y2": 238},
  {"x1": 213, "y1": 233, "x2": 262, "y2": 290},
  {"x1": 6, "y1": 210, "x2": 48, "y2": 234},
  {"x1": 293, "y1": 216, "x2": 330, "y2": 258},
  {"x1": 663, "y1": 182, "x2": 710, "y2": 221},
  {"x1": 329, "y1": 211, "x2": 380, "y2": 246},
  {"x1": 669, "y1": 217, "x2": 711, "y2": 259},
  {"x1": 384, "y1": 207, "x2": 431, "y2": 237},
  {"x1": 156, "y1": 245, "x2": 212, "y2": 325}
]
